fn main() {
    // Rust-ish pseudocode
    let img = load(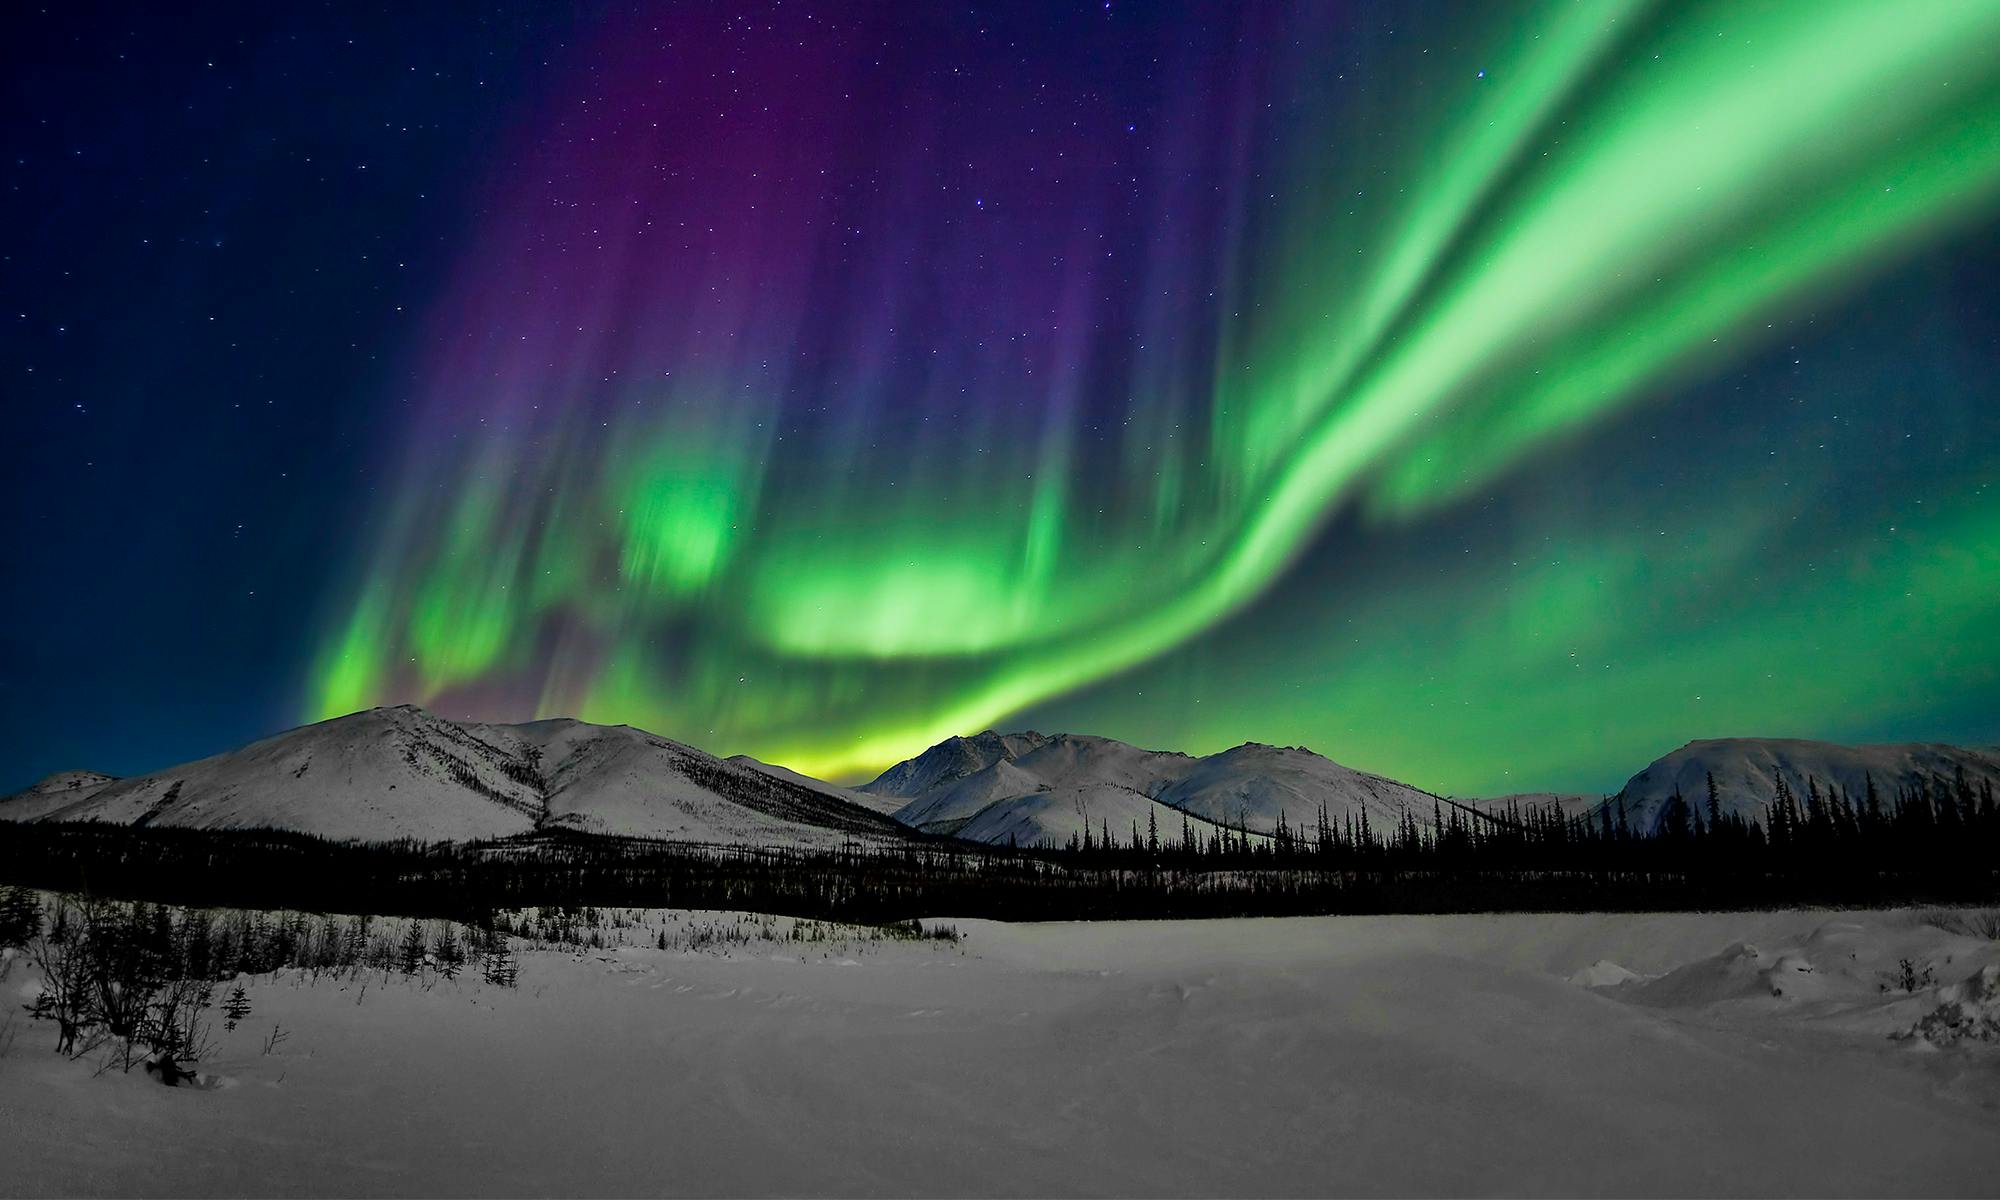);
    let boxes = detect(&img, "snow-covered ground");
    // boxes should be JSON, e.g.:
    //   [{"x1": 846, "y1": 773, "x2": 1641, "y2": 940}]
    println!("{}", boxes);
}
[{"x1": 3, "y1": 908, "x2": 1997, "y2": 1197}]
